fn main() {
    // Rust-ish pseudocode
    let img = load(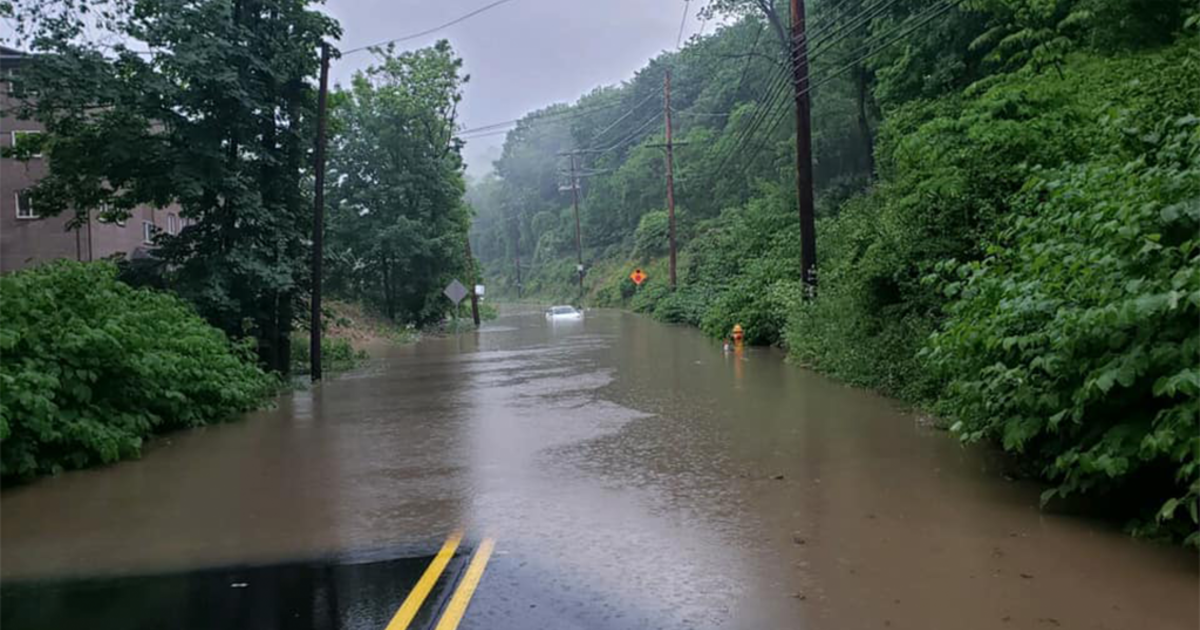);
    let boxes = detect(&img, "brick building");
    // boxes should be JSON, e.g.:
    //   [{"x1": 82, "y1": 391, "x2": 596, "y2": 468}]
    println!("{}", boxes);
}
[{"x1": 0, "y1": 46, "x2": 182, "y2": 273}]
